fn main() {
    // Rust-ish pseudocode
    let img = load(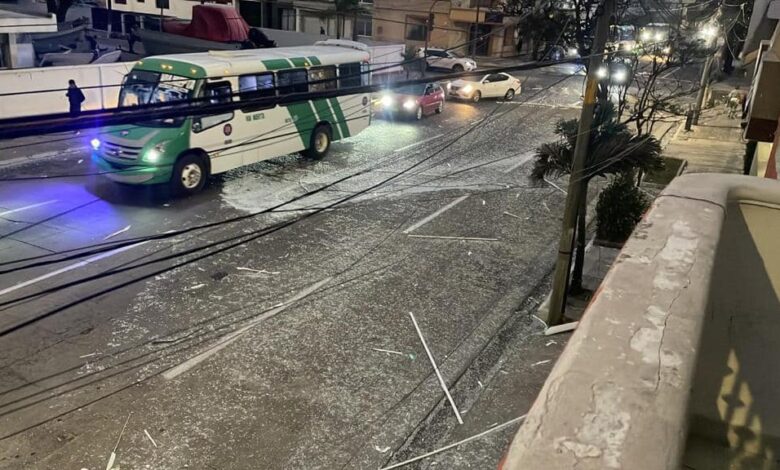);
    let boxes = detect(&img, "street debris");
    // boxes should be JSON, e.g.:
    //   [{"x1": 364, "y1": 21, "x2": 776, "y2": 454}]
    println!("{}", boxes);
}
[
  {"x1": 105, "y1": 412, "x2": 132, "y2": 470},
  {"x1": 187, "y1": 284, "x2": 205, "y2": 291},
  {"x1": 144, "y1": 429, "x2": 158, "y2": 448},
  {"x1": 237, "y1": 267, "x2": 280, "y2": 275},
  {"x1": 543, "y1": 177, "x2": 567, "y2": 195},
  {"x1": 542, "y1": 202, "x2": 551, "y2": 213},
  {"x1": 79, "y1": 352, "x2": 99, "y2": 359},
  {"x1": 545, "y1": 340, "x2": 557, "y2": 347},
  {"x1": 408, "y1": 311, "x2": 463, "y2": 425},
  {"x1": 372, "y1": 348, "x2": 416, "y2": 361},
  {"x1": 77, "y1": 159, "x2": 83, "y2": 164},
  {"x1": 103, "y1": 225, "x2": 131, "y2": 240},
  {"x1": 531, "y1": 359, "x2": 552, "y2": 367},
  {"x1": 544, "y1": 321, "x2": 579, "y2": 336},
  {"x1": 374, "y1": 445, "x2": 391, "y2": 453},
  {"x1": 378, "y1": 415, "x2": 527, "y2": 470},
  {"x1": 482, "y1": 200, "x2": 485, "y2": 205},
  {"x1": 477, "y1": 380, "x2": 483, "y2": 389},
  {"x1": 503, "y1": 211, "x2": 521, "y2": 219},
  {"x1": 531, "y1": 314, "x2": 548, "y2": 330},
  {"x1": 408, "y1": 235, "x2": 498, "y2": 242}
]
